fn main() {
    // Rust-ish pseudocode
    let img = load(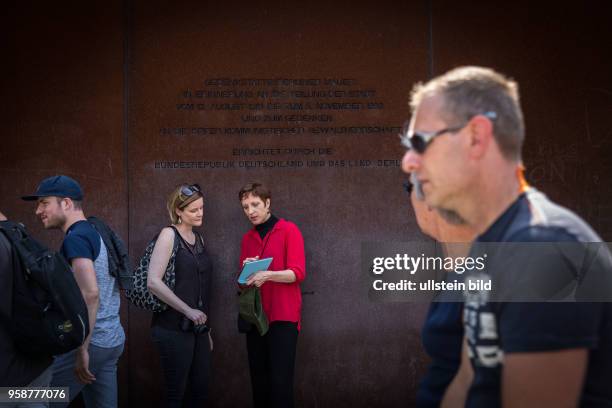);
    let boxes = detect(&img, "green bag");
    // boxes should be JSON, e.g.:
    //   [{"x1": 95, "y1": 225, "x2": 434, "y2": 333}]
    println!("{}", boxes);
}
[{"x1": 239, "y1": 287, "x2": 269, "y2": 336}]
